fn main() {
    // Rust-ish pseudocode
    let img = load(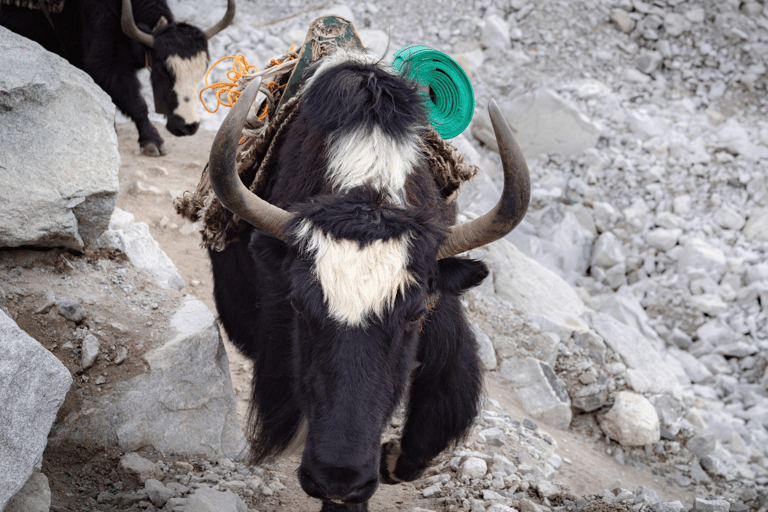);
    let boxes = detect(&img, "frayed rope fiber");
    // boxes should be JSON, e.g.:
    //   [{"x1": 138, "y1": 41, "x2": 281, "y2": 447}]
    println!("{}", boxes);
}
[{"x1": 392, "y1": 45, "x2": 475, "y2": 140}]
